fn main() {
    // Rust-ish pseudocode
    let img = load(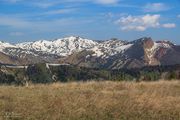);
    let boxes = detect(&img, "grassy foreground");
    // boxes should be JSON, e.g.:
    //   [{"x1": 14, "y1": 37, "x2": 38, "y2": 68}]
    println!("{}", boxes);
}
[{"x1": 0, "y1": 81, "x2": 180, "y2": 120}]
